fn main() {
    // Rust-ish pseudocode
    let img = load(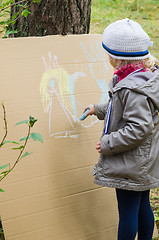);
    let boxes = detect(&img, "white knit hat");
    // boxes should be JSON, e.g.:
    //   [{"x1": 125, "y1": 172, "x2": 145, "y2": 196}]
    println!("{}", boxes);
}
[{"x1": 102, "y1": 18, "x2": 153, "y2": 60}]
